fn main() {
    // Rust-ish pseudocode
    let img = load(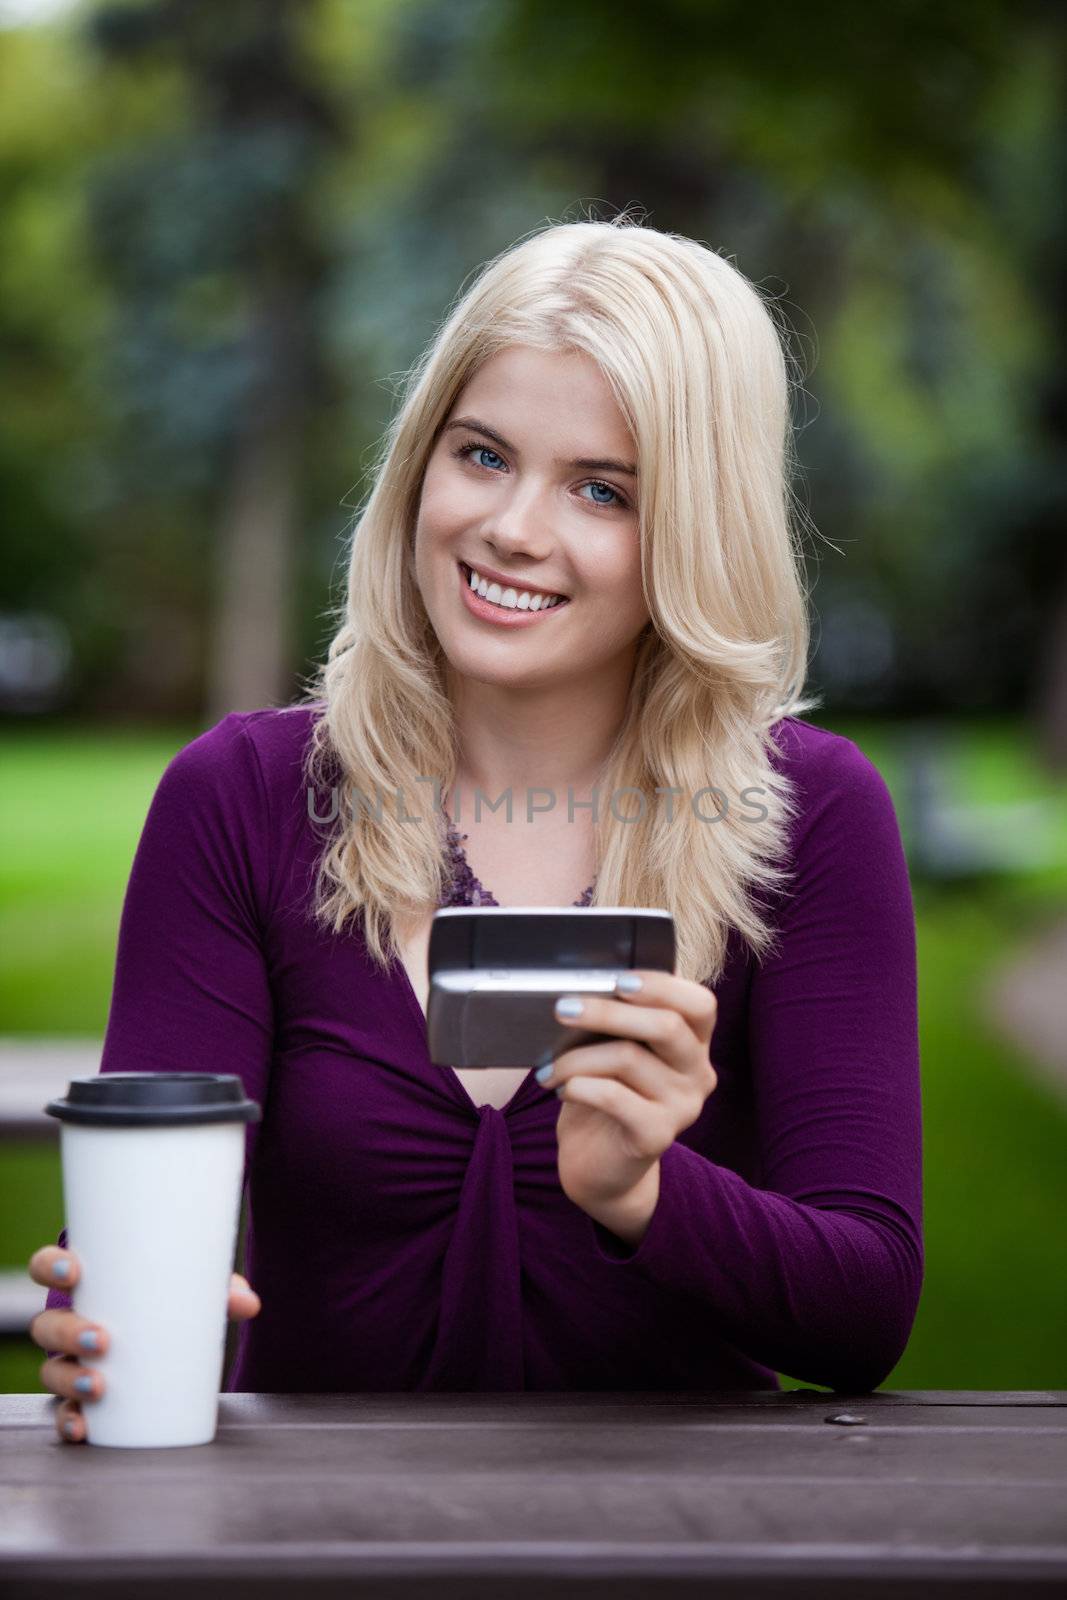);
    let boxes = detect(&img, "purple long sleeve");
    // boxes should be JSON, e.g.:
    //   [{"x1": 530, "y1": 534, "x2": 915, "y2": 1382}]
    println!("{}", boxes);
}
[
  {"x1": 44, "y1": 707, "x2": 922, "y2": 1394},
  {"x1": 43, "y1": 715, "x2": 274, "y2": 1336},
  {"x1": 586, "y1": 726, "x2": 923, "y2": 1391}
]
